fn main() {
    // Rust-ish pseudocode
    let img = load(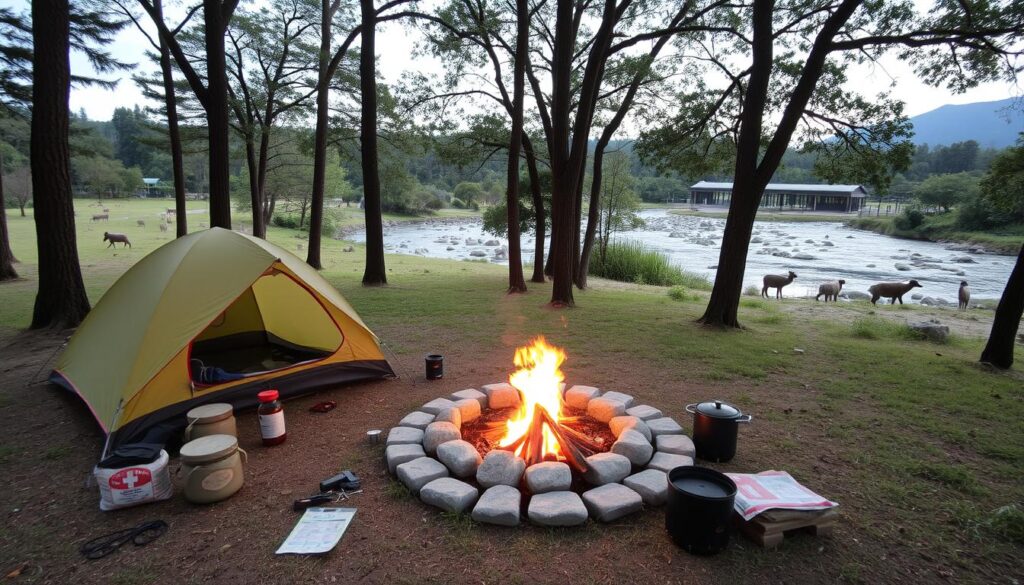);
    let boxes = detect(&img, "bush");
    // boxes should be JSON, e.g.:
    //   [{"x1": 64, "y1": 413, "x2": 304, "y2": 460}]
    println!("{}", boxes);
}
[
  {"x1": 893, "y1": 208, "x2": 925, "y2": 231},
  {"x1": 450, "y1": 197, "x2": 465, "y2": 209},
  {"x1": 590, "y1": 240, "x2": 711, "y2": 288},
  {"x1": 668, "y1": 286, "x2": 701, "y2": 302},
  {"x1": 743, "y1": 285, "x2": 761, "y2": 296},
  {"x1": 272, "y1": 213, "x2": 299, "y2": 229},
  {"x1": 425, "y1": 198, "x2": 444, "y2": 210}
]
